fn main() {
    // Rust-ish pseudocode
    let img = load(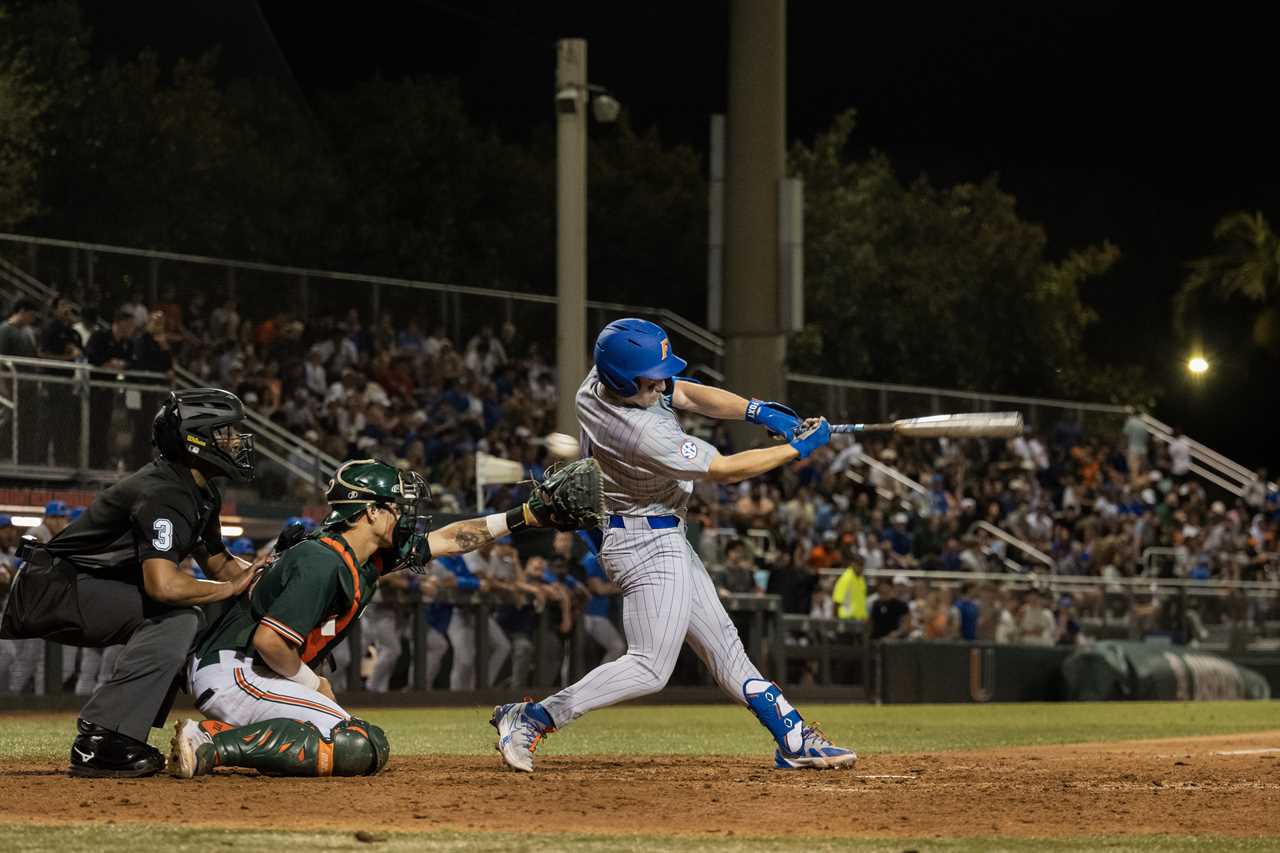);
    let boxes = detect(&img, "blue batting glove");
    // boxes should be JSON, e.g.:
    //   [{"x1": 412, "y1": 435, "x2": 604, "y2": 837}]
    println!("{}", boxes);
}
[
  {"x1": 788, "y1": 418, "x2": 831, "y2": 460},
  {"x1": 745, "y1": 399, "x2": 802, "y2": 439}
]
